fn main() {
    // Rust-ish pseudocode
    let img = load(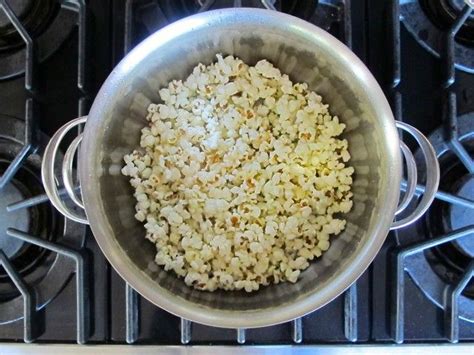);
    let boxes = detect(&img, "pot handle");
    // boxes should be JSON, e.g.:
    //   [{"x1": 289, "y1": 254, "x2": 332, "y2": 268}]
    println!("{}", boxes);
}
[
  {"x1": 43, "y1": 118, "x2": 439, "y2": 229},
  {"x1": 390, "y1": 121, "x2": 440, "y2": 230},
  {"x1": 260, "y1": 0, "x2": 277, "y2": 10},
  {"x1": 41, "y1": 116, "x2": 89, "y2": 225}
]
